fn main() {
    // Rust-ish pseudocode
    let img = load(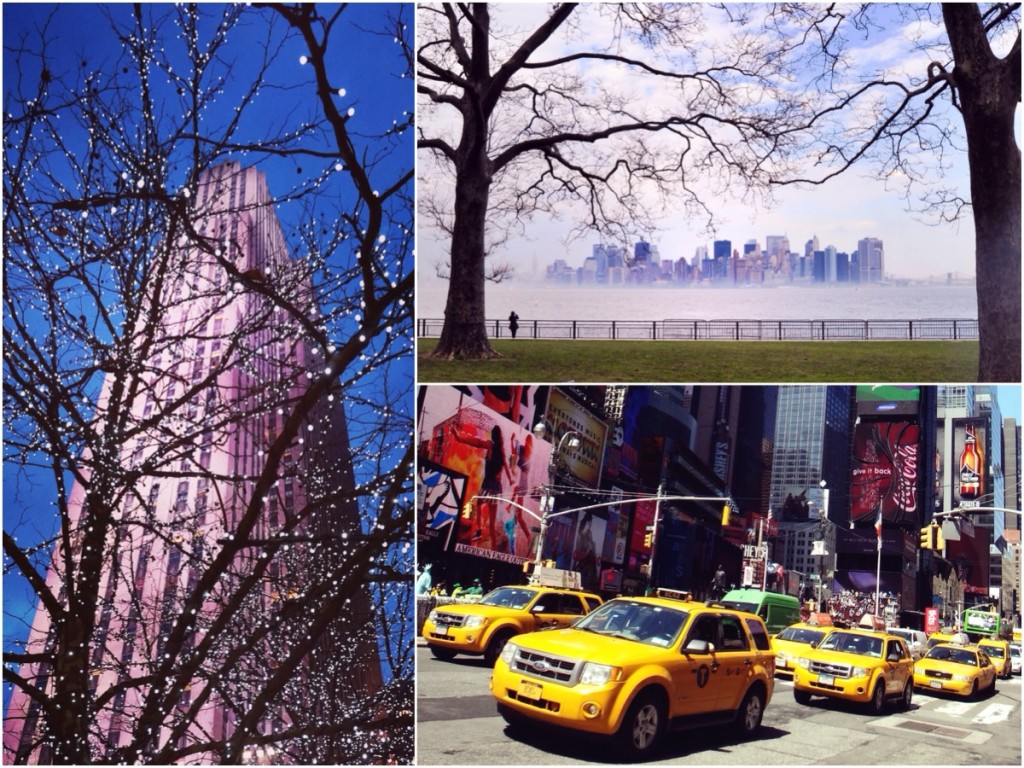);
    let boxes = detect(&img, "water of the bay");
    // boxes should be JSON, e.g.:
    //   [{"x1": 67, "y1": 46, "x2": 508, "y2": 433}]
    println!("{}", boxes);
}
[{"x1": 418, "y1": 278, "x2": 978, "y2": 323}]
